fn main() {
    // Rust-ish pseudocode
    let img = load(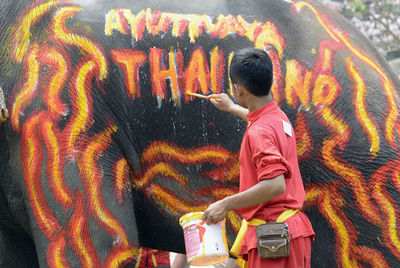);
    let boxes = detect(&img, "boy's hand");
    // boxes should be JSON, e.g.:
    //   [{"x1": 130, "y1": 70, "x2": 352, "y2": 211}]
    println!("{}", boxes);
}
[
  {"x1": 209, "y1": 93, "x2": 248, "y2": 121},
  {"x1": 209, "y1": 93, "x2": 235, "y2": 113},
  {"x1": 202, "y1": 199, "x2": 229, "y2": 225}
]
